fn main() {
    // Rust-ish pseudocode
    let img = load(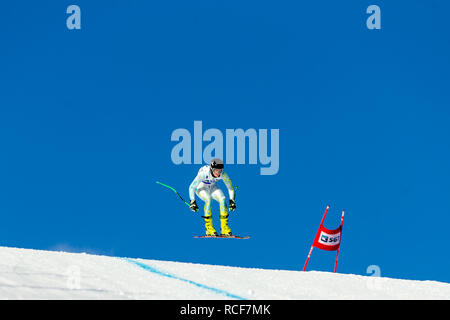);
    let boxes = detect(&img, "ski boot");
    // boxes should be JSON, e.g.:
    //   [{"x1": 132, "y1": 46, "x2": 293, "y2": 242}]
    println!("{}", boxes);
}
[
  {"x1": 204, "y1": 215, "x2": 218, "y2": 237},
  {"x1": 220, "y1": 213, "x2": 232, "y2": 237}
]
